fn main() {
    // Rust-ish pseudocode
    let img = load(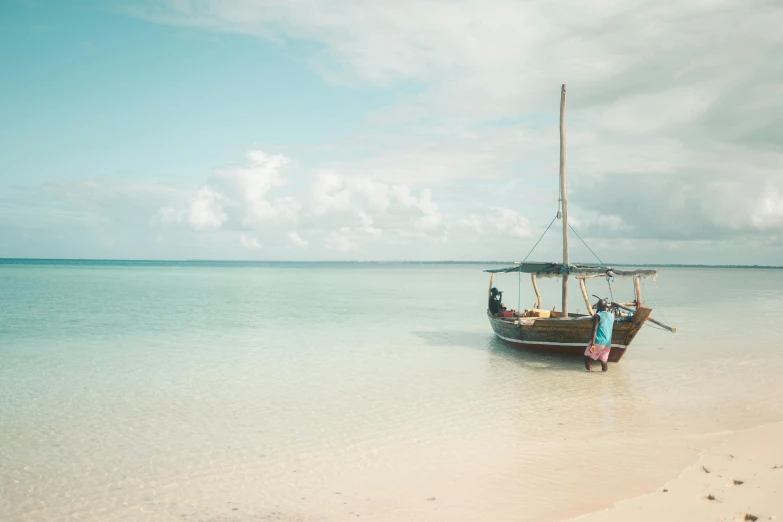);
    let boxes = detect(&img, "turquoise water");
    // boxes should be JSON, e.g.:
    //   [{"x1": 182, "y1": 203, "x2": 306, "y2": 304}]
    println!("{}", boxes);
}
[{"x1": 2, "y1": 261, "x2": 783, "y2": 521}]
